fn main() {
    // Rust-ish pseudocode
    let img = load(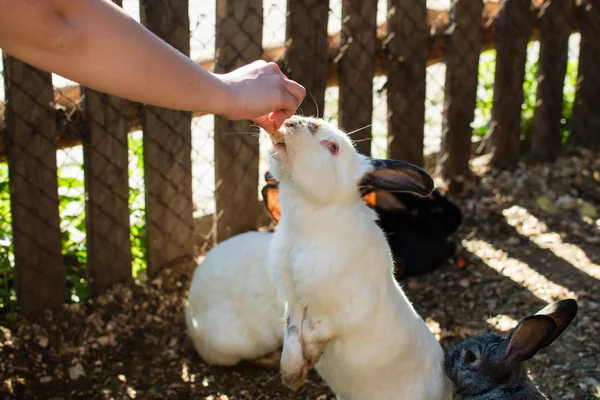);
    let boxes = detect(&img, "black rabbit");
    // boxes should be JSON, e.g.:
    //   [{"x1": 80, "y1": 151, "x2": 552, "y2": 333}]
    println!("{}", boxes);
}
[
  {"x1": 369, "y1": 188, "x2": 462, "y2": 278},
  {"x1": 444, "y1": 299, "x2": 578, "y2": 399},
  {"x1": 262, "y1": 171, "x2": 462, "y2": 279}
]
